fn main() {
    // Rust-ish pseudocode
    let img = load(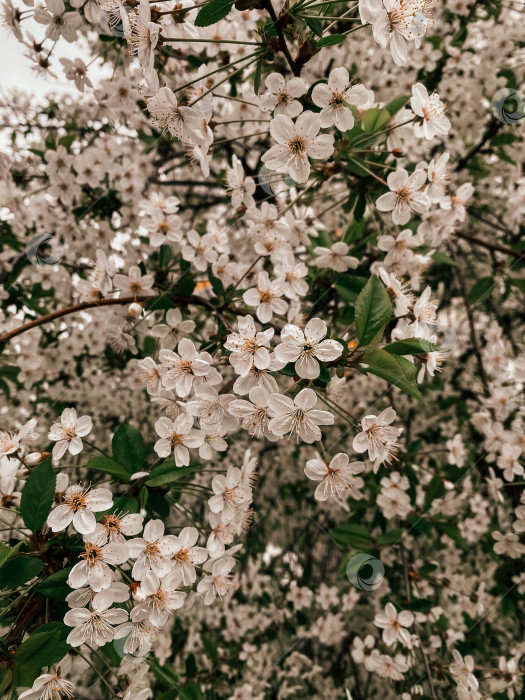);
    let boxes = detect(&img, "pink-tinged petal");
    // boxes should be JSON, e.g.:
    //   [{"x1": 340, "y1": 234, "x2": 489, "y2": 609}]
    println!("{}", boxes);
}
[
  {"x1": 304, "y1": 458, "x2": 327, "y2": 481},
  {"x1": 208, "y1": 494, "x2": 225, "y2": 513},
  {"x1": 68, "y1": 437, "x2": 83, "y2": 455},
  {"x1": 274, "y1": 342, "x2": 302, "y2": 364},
  {"x1": 52, "y1": 440, "x2": 69, "y2": 461},
  {"x1": 270, "y1": 114, "x2": 295, "y2": 144},
  {"x1": 47, "y1": 504, "x2": 73, "y2": 531},
  {"x1": 121, "y1": 514, "x2": 144, "y2": 536},
  {"x1": 330, "y1": 453, "x2": 350, "y2": 471},
  {"x1": 295, "y1": 110, "x2": 321, "y2": 138},
  {"x1": 64, "y1": 607, "x2": 91, "y2": 626},
  {"x1": 307, "y1": 134, "x2": 334, "y2": 159},
  {"x1": 178, "y1": 337, "x2": 197, "y2": 360},
  {"x1": 294, "y1": 387, "x2": 317, "y2": 410},
  {"x1": 265, "y1": 72, "x2": 285, "y2": 93},
  {"x1": 295, "y1": 354, "x2": 320, "y2": 379},
  {"x1": 315, "y1": 339, "x2": 343, "y2": 361},
  {"x1": 73, "y1": 508, "x2": 97, "y2": 535},
  {"x1": 267, "y1": 393, "x2": 294, "y2": 415},
  {"x1": 308, "y1": 409, "x2": 334, "y2": 425},
  {"x1": 352, "y1": 432, "x2": 369, "y2": 453},
  {"x1": 155, "y1": 416, "x2": 174, "y2": 439},
  {"x1": 314, "y1": 481, "x2": 329, "y2": 501},
  {"x1": 144, "y1": 519, "x2": 164, "y2": 541},
  {"x1": 286, "y1": 76, "x2": 306, "y2": 97},
  {"x1": 253, "y1": 346, "x2": 271, "y2": 370},
  {"x1": 398, "y1": 610, "x2": 414, "y2": 627},
  {"x1": 304, "y1": 317, "x2": 327, "y2": 342}
]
